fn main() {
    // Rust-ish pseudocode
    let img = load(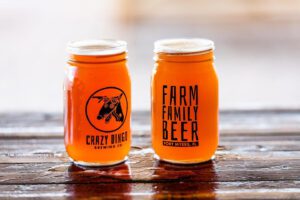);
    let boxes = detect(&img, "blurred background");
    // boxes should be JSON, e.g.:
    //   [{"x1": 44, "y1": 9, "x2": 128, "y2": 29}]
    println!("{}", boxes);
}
[{"x1": 0, "y1": 0, "x2": 300, "y2": 112}]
